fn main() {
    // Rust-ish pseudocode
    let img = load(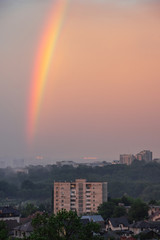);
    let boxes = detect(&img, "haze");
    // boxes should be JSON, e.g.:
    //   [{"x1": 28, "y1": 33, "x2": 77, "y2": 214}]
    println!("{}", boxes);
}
[{"x1": 0, "y1": 0, "x2": 160, "y2": 164}]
